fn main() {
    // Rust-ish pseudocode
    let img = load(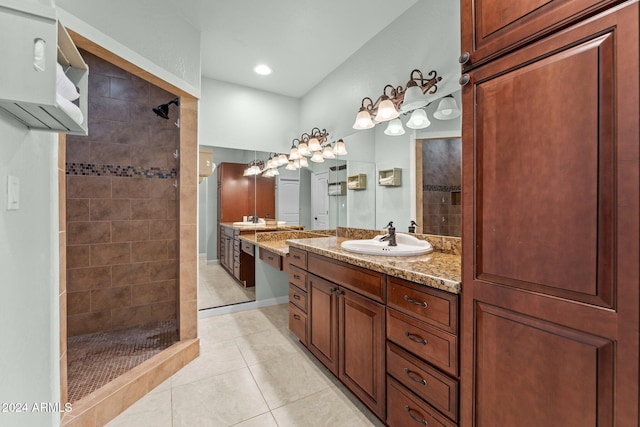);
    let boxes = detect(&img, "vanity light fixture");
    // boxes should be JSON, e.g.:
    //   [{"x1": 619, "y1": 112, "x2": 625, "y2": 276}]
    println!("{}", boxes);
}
[
  {"x1": 405, "y1": 108, "x2": 431, "y2": 129},
  {"x1": 352, "y1": 69, "x2": 441, "y2": 130},
  {"x1": 322, "y1": 144, "x2": 336, "y2": 159},
  {"x1": 433, "y1": 94, "x2": 461, "y2": 120},
  {"x1": 289, "y1": 128, "x2": 329, "y2": 160},
  {"x1": 310, "y1": 150, "x2": 324, "y2": 163},
  {"x1": 334, "y1": 139, "x2": 348, "y2": 156},
  {"x1": 299, "y1": 157, "x2": 308, "y2": 168},
  {"x1": 384, "y1": 118, "x2": 406, "y2": 136}
]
